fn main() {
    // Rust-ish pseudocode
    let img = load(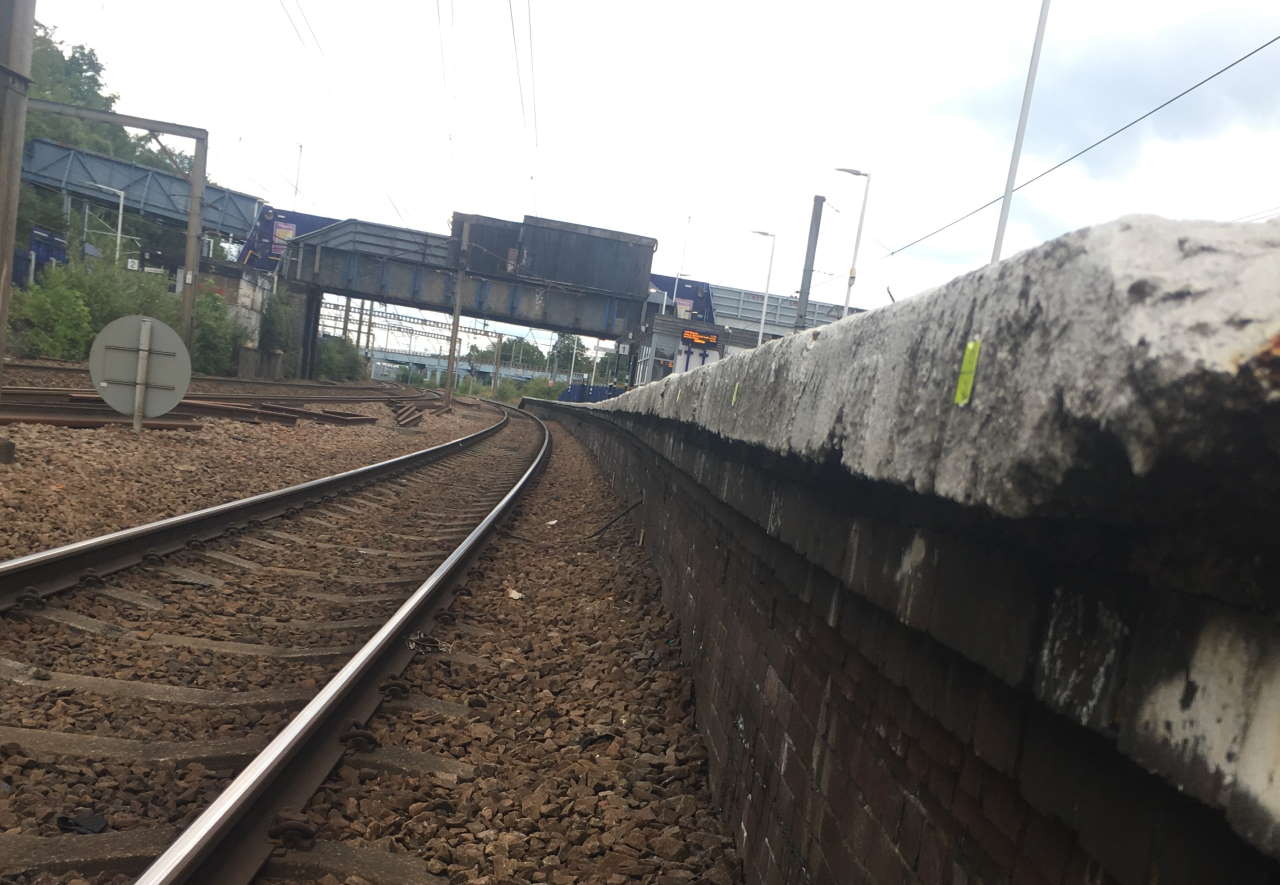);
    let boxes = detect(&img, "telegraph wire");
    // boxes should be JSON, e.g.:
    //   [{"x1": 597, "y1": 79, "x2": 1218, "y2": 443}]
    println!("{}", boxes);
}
[
  {"x1": 506, "y1": 0, "x2": 529, "y2": 128},
  {"x1": 1231, "y1": 203, "x2": 1280, "y2": 223},
  {"x1": 527, "y1": 0, "x2": 540, "y2": 148},
  {"x1": 276, "y1": 0, "x2": 307, "y2": 48},
  {"x1": 293, "y1": 1, "x2": 324, "y2": 54},
  {"x1": 386, "y1": 194, "x2": 406, "y2": 224},
  {"x1": 889, "y1": 33, "x2": 1280, "y2": 257},
  {"x1": 434, "y1": 0, "x2": 450, "y2": 95}
]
